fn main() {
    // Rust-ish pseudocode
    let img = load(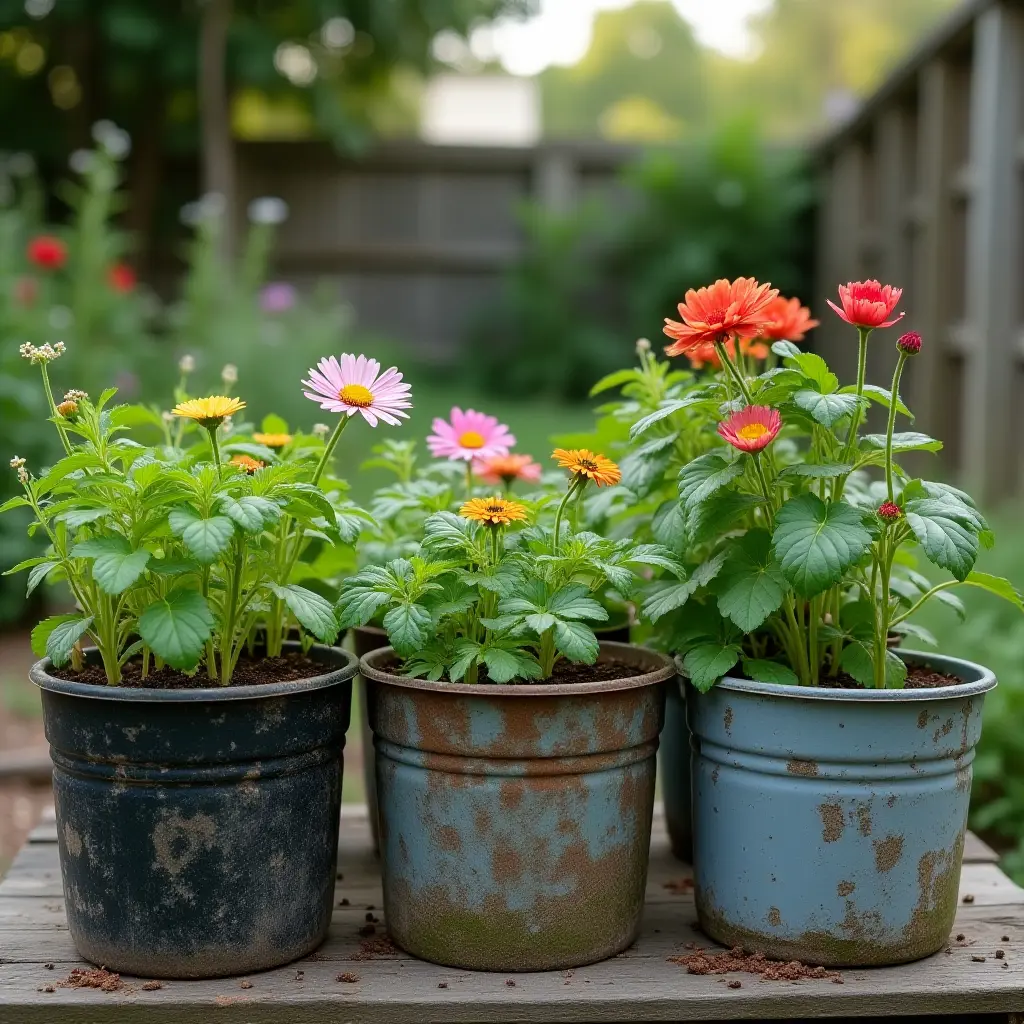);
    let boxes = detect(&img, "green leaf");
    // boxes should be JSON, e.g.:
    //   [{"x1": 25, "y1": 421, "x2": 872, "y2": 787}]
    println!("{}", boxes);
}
[
  {"x1": 773, "y1": 494, "x2": 876, "y2": 597},
  {"x1": 219, "y1": 495, "x2": 281, "y2": 533},
  {"x1": 422, "y1": 511, "x2": 474, "y2": 552},
  {"x1": 337, "y1": 587, "x2": 392, "y2": 629},
  {"x1": 959, "y1": 572, "x2": 1024, "y2": 612},
  {"x1": 891, "y1": 621, "x2": 938, "y2": 647},
  {"x1": 620, "y1": 447, "x2": 671, "y2": 497},
  {"x1": 261, "y1": 413, "x2": 290, "y2": 435},
  {"x1": 589, "y1": 367, "x2": 641, "y2": 396},
  {"x1": 549, "y1": 585, "x2": 608, "y2": 622},
  {"x1": 841, "y1": 643, "x2": 907, "y2": 689},
  {"x1": 788, "y1": 351, "x2": 838, "y2": 393},
  {"x1": 652, "y1": 499, "x2": 686, "y2": 550},
  {"x1": 793, "y1": 390, "x2": 862, "y2": 427},
  {"x1": 715, "y1": 529, "x2": 788, "y2": 631},
  {"x1": 57, "y1": 508, "x2": 110, "y2": 529},
  {"x1": 861, "y1": 432, "x2": 942, "y2": 454},
  {"x1": 481, "y1": 647, "x2": 531, "y2": 684},
  {"x1": 383, "y1": 602, "x2": 433, "y2": 657},
  {"x1": 26, "y1": 561, "x2": 59, "y2": 596},
  {"x1": 683, "y1": 643, "x2": 742, "y2": 693},
  {"x1": 630, "y1": 395, "x2": 710, "y2": 440},
  {"x1": 449, "y1": 641, "x2": 481, "y2": 682},
  {"x1": 684, "y1": 491, "x2": 762, "y2": 545},
  {"x1": 771, "y1": 340, "x2": 802, "y2": 359},
  {"x1": 780, "y1": 462, "x2": 854, "y2": 480},
  {"x1": 148, "y1": 557, "x2": 202, "y2": 577},
  {"x1": 72, "y1": 537, "x2": 151, "y2": 595},
  {"x1": 678, "y1": 453, "x2": 745, "y2": 510},
  {"x1": 269, "y1": 584, "x2": 339, "y2": 644},
  {"x1": 138, "y1": 589, "x2": 214, "y2": 671},
  {"x1": 633, "y1": 432, "x2": 679, "y2": 459},
  {"x1": 904, "y1": 500, "x2": 979, "y2": 581},
  {"x1": 843, "y1": 384, "x2": 912, "y2": 418},
  {"x1": 45, "y1": 616, "x2": 95, "y2": 668},
  {"x1": 641, "y1": 552, "x2": 726, "y2": 623},
  {"x1": 31, "y1": 614, "x2": 83, "y2": 660},
  {"x1": 0, "y1": 495, "x2": 30, "y2": 513},
  {"x1": 553, "y1": 619, "x2": 600, "y2": 663},
  {"x1": 741, "y1": 657, "x2": 799, "y2": 687},
  {"x1": 169, "y1": 509, "x2": 236, "y2": 563}
]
